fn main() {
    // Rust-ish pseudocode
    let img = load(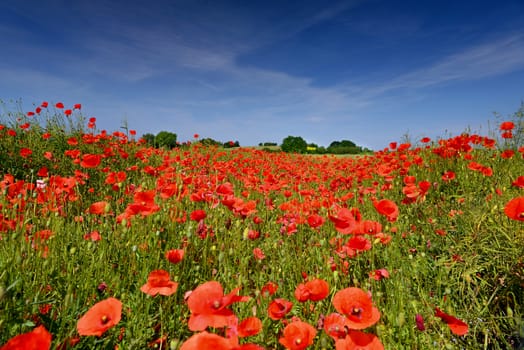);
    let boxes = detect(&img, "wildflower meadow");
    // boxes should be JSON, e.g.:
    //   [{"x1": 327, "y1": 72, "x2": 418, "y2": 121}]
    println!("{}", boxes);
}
[{"x1": 0, "y1": 100, "x2": 523, "y2": 349}]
